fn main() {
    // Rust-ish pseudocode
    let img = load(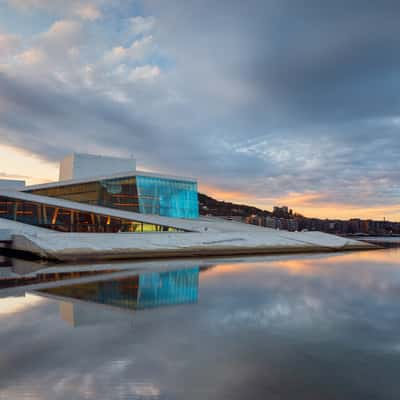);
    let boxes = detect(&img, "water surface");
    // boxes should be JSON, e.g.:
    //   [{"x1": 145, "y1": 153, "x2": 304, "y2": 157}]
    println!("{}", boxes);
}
[{"x1": 1, "y1": 249, "x2": 400, "y2": 399}]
